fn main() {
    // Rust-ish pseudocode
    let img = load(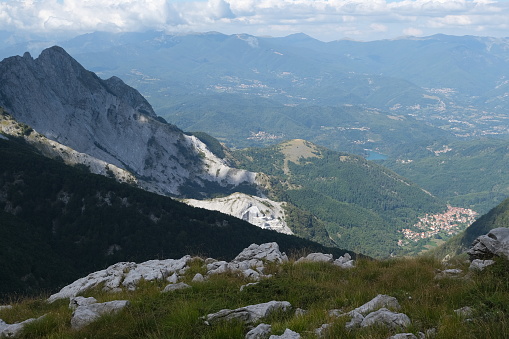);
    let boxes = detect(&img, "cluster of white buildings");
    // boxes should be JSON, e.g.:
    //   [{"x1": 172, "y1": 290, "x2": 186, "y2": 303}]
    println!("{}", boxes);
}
[{"x1": 400, "y1": 206, "x2": 477, "y2": 243}]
